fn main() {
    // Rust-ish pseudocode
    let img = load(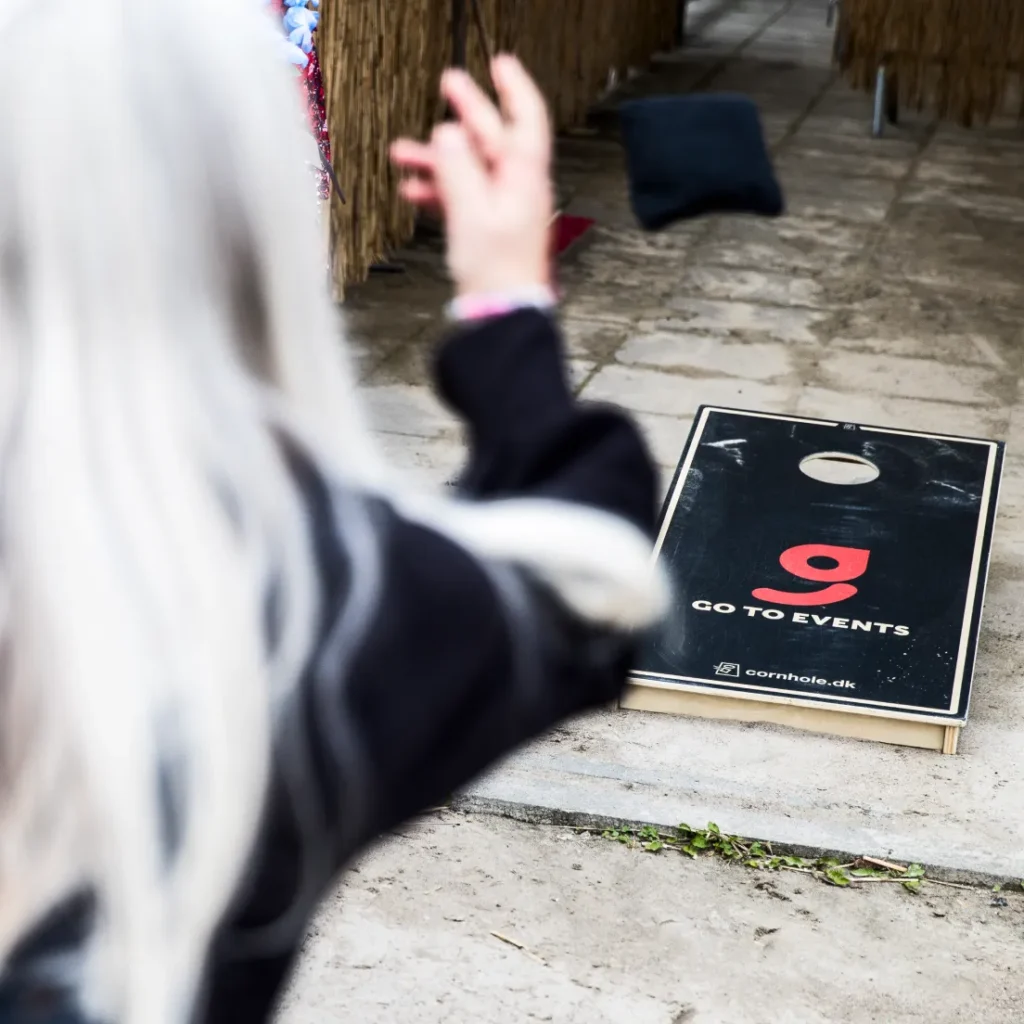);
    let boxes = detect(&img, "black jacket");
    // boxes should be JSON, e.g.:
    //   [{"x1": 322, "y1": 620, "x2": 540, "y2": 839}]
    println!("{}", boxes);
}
[{"x1": 0, "y1": 309, "x2": 659, "y2": 1024}]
